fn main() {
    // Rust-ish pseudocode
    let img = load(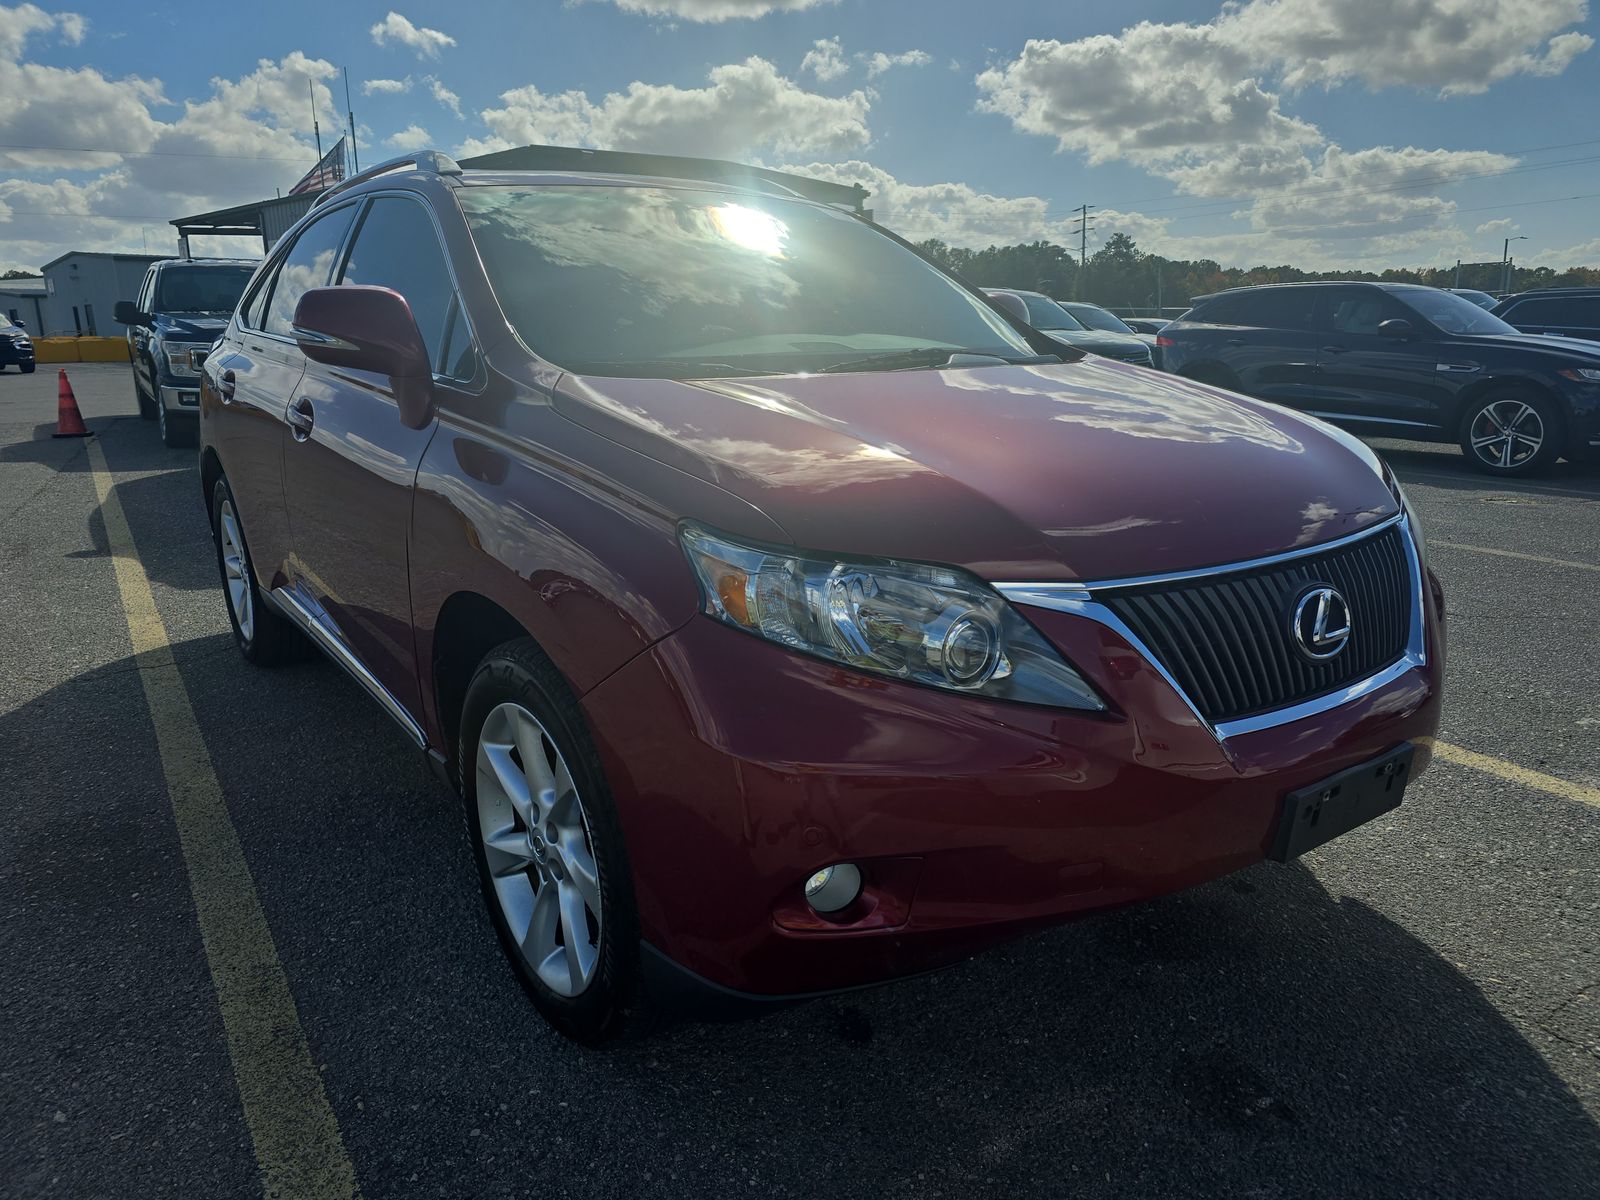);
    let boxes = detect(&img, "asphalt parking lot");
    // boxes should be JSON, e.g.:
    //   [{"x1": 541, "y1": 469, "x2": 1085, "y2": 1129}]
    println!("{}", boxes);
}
[{"x1": 2, "y1": 363, "x2": 1597, "y2": 1199}]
